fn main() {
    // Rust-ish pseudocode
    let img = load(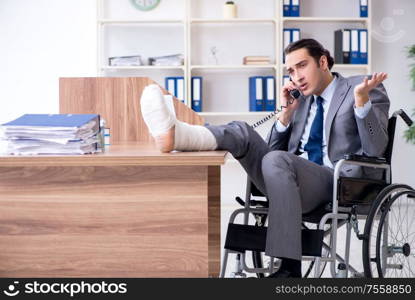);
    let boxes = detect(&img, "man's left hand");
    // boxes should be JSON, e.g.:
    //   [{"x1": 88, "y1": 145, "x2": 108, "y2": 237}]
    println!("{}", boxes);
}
[{"x1": 354, "y1": 72, "x2": 388, "y2": 107}]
